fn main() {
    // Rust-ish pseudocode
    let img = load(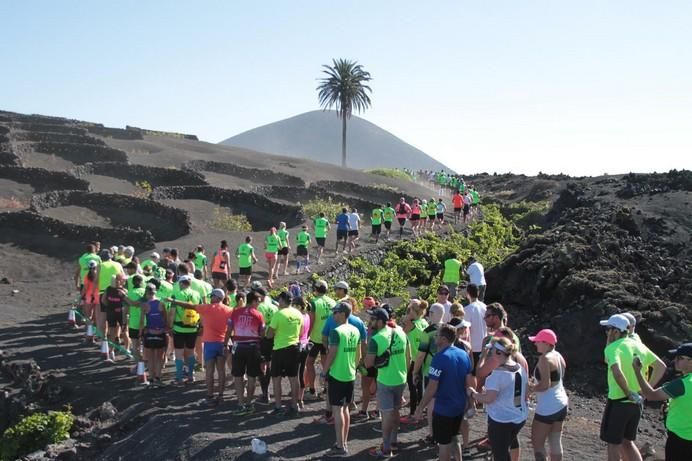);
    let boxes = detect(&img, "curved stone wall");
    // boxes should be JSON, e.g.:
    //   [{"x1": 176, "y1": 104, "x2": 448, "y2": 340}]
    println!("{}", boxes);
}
[
  {"x1": 34, "y1": 142, "x2": 128, "y2": 164},
  {"x1": 312, "y1": 180, "x2": 404, "y2": 205},
  {"x1": 0, "y1": 166, "x2": 89, "y2": 192},
  {"x1": 74, "y1": 162, "x2": 207, "y2": 187},
  {"x1": 184, "y1": 160, "x2": 305, "y2": 187}
]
